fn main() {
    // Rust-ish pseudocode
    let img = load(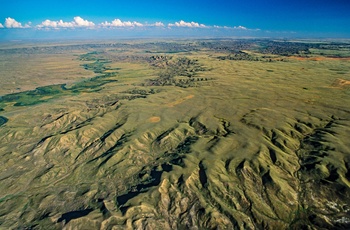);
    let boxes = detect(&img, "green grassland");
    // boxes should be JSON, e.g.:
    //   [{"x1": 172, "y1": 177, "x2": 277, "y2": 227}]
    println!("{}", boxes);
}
[
  {"x1": 0, "y1": 39, "x2": 350, "y2": 229},
  {"x1": 0, "y1": 52, "x2": 120, "y2": 109}
]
